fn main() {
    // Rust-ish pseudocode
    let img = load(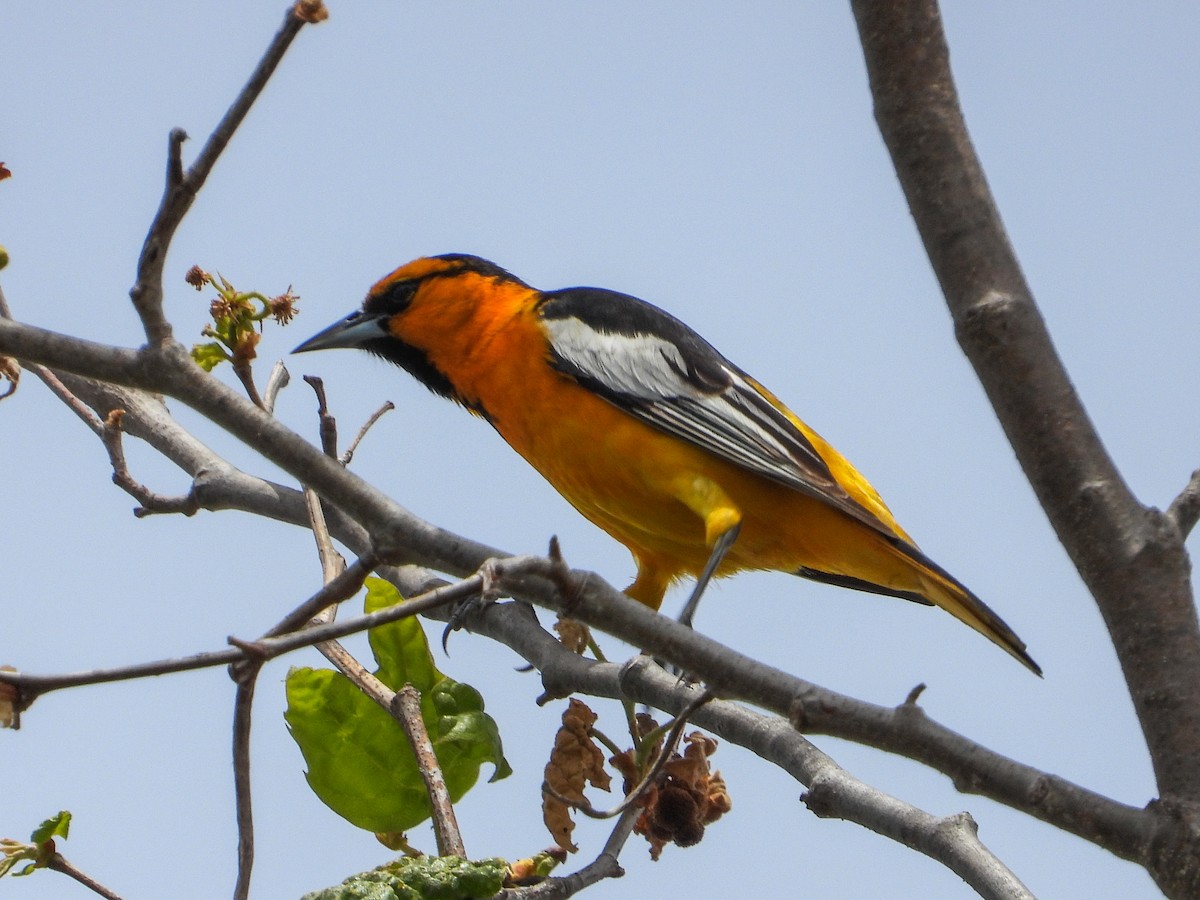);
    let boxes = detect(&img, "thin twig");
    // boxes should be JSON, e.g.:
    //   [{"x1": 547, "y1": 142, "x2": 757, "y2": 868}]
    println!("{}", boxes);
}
[
  {"x1": 303, "y1": 375, "x2": 338, "y2": 457},
  {"x1": 231, "y1": 670, "x2": 260, "y2": 900},
  {"x1": 100, "y1": 409, "x2": 199, "y2": 516},
  {"x1": 29, "y1": 366, "x2": 104, "y2": 434},
  {"x1": 1167, "y1": 469, "x2": 1200, "y2": 538},
  {"x1": 509, "y1": 806, "x2": 637, "y2": 899},
  {"x1": 232, "y1": 360, "x2": 266, "y2": 410},
  {"x1": 902, "y1": 682, "x2": 927, "y2": 706},
  {"x1": 233, "y1": 460, "x2": 328, "y2": 900},
  {"x1": 597, "y1": 803, "x2": 639, "y2": 867},
  {"x1": 232, "y1": 455, "x2": 335, "y2": 900},
  {"x1": 305, "y1": 487, "x2": 344, "y2": 583},
  {"x1": 266, "y1": 560, "x2": 470, "y2": 634},
  {"x1": 45, "y1": 853, "x2": 125, "y2": 900},
  {"x1": 342, "y1": 401, "x2": 395, "y2": 465},
  {"x1": 0, "y1": 565, "x2": 493, "y2": 705},
  {"x1": 262, "y1": 359, "x2": 290, "y2": 414},
  {"x1": 262, "y1": 552, "x2": 380, "y2": 638},
  {"x1": 130, "y1": 7, "x2": 316, "y2": 345}
]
